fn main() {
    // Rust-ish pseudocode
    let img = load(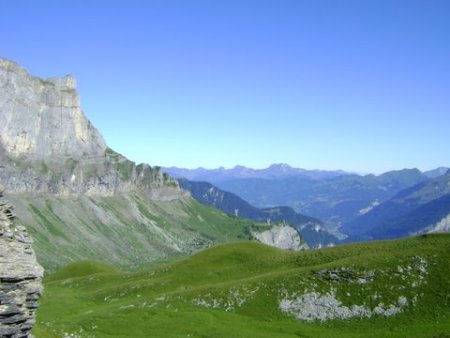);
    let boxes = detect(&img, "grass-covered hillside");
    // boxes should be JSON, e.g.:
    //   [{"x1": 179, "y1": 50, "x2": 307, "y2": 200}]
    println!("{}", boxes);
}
[
  {"x1": 9, "y1": 193, "x2": 267, "y2": 273},
  {"x1": 34, "y1": 234, "x2": 450, "y2": 337}
]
